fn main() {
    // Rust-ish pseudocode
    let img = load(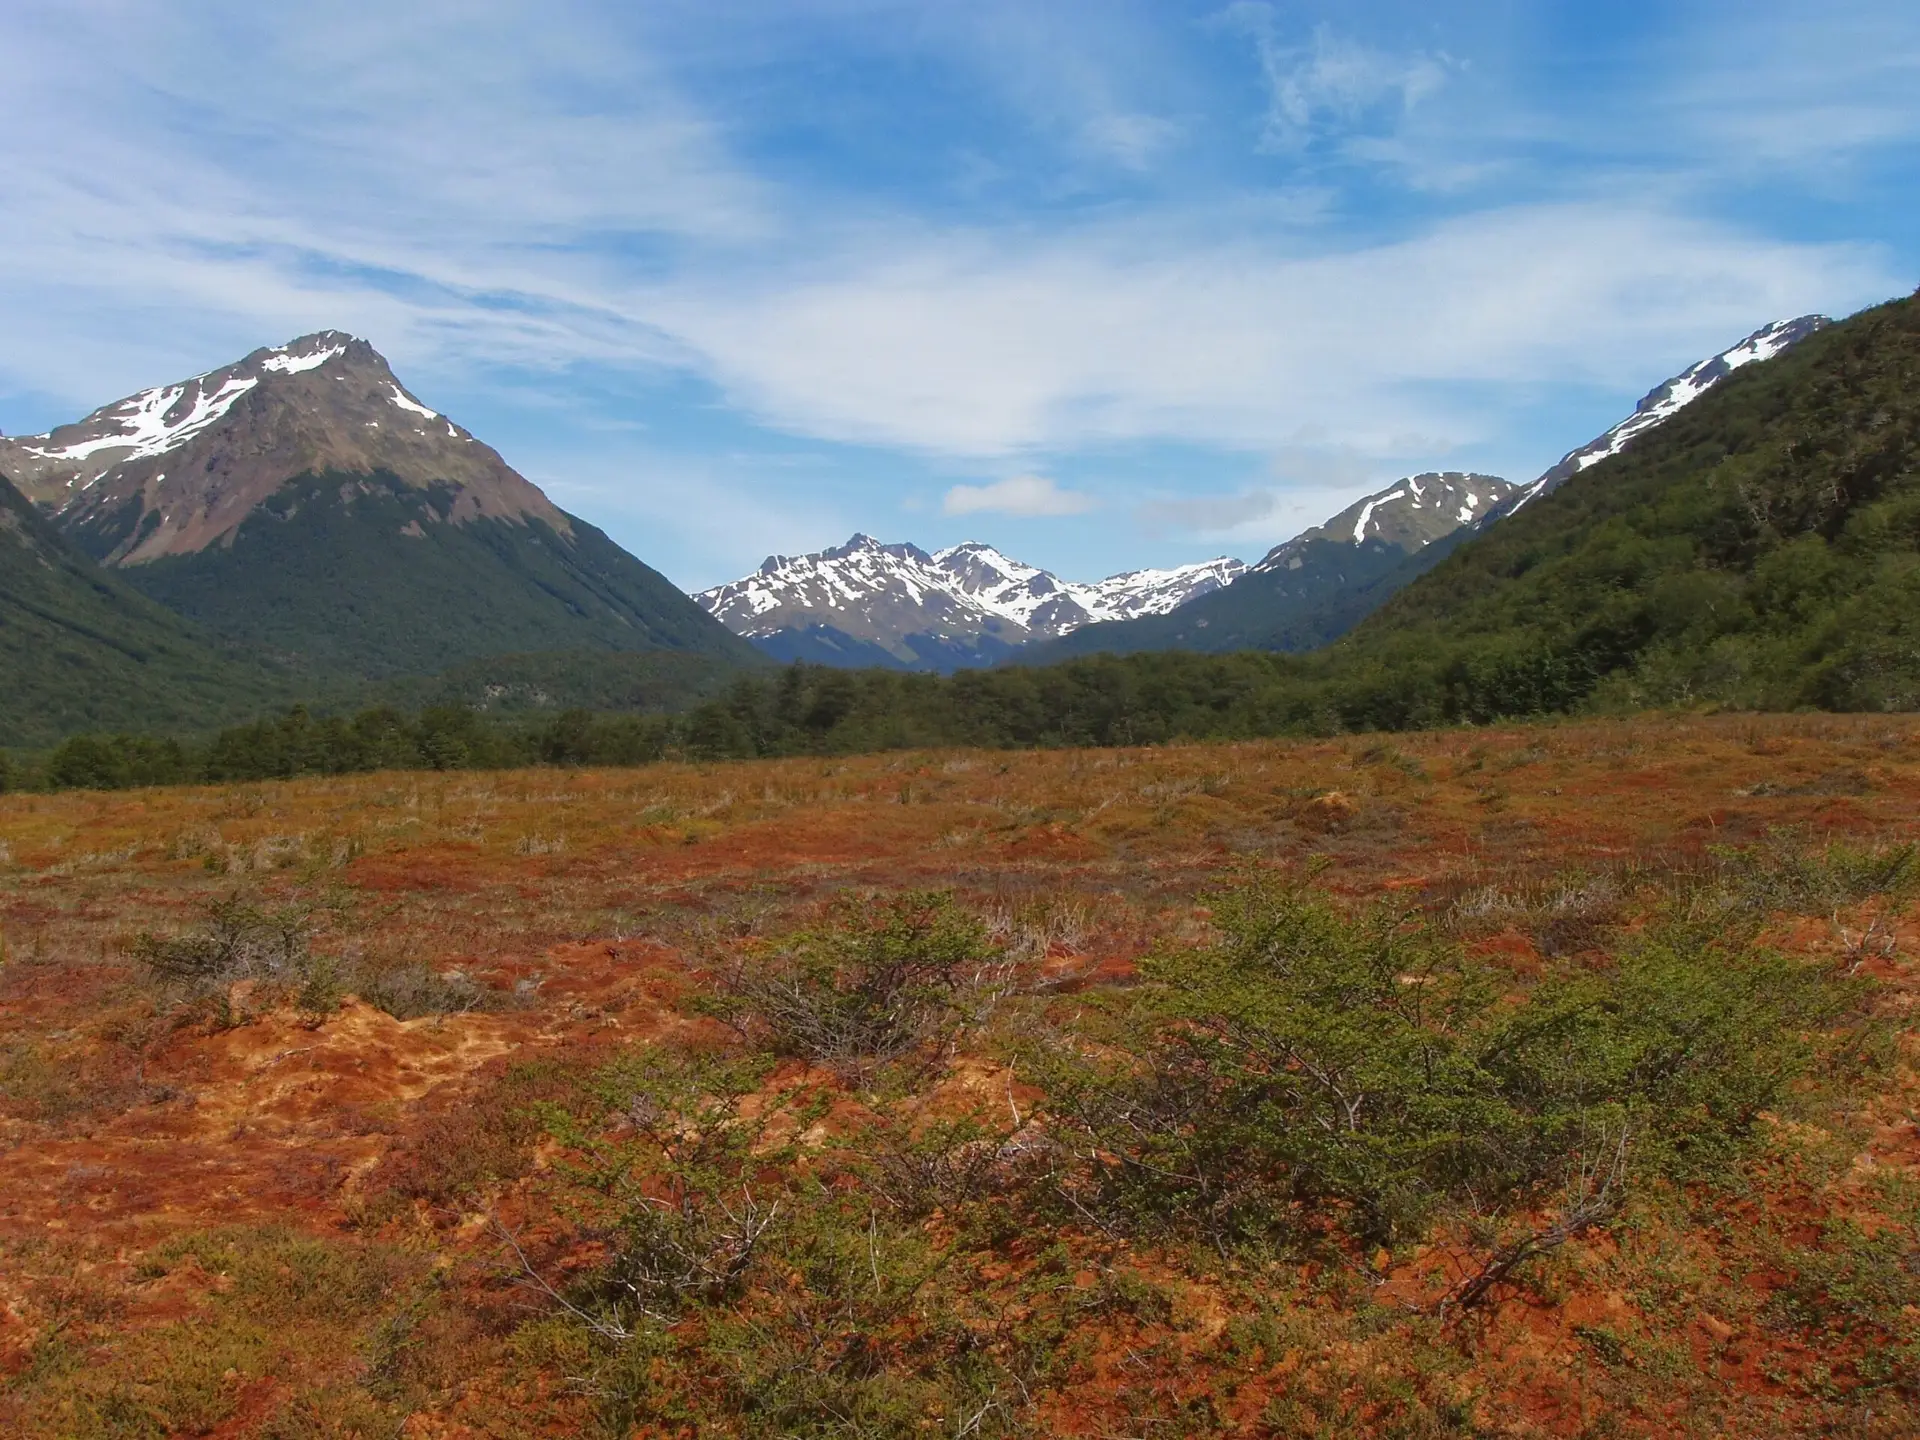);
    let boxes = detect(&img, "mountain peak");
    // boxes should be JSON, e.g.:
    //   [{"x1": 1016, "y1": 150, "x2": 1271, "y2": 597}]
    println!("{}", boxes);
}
[
  {"x1": 696, "y1": 537, "x2": 1247, "y2": 670},
  {"x1": 1255, "y1": 472, "x2": 1514, "y2": 572},
  {"x1": 0, "y1": 332, "x2": 567, "y2": 564}
]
